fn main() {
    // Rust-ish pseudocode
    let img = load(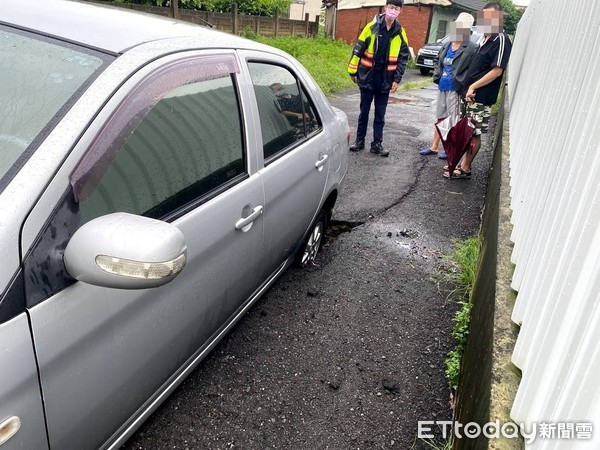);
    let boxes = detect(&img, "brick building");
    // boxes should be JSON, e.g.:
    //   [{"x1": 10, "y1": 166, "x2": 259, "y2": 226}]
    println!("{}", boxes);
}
[{"x1": 335, "y1": 0, "x2": 483, "y2": 54}]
